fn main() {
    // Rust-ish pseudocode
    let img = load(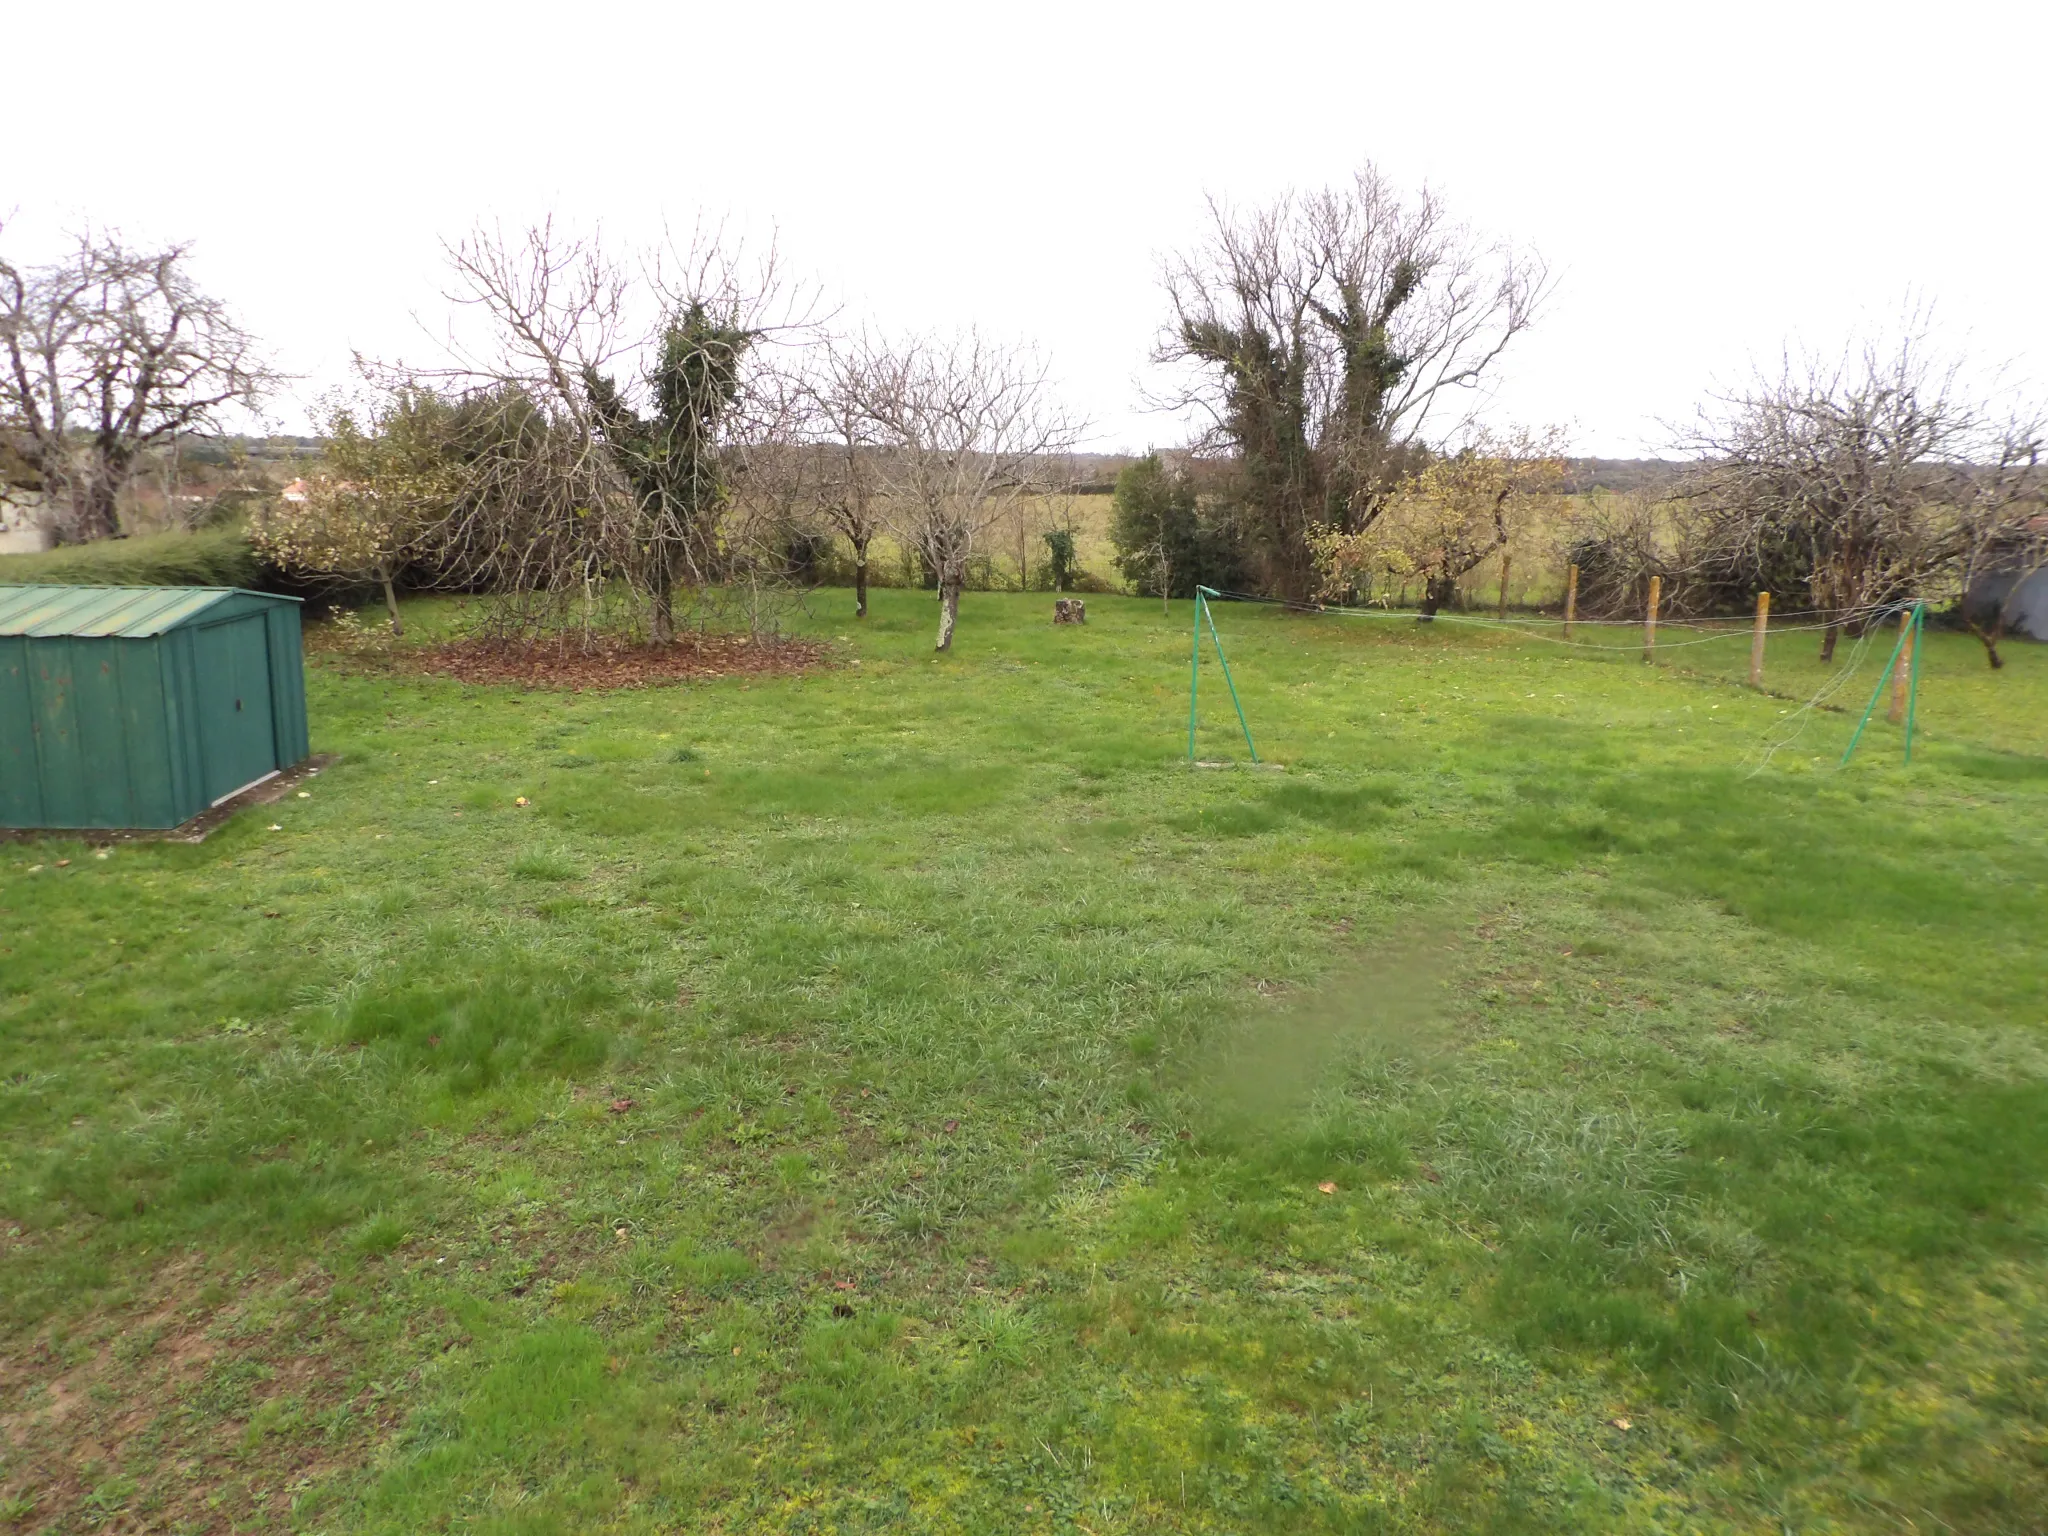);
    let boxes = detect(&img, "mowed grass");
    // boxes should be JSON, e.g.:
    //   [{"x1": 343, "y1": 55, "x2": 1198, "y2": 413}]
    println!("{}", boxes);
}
[{"x1": 3, "y1": 590, "x2": 2047, "y2": 1534}]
